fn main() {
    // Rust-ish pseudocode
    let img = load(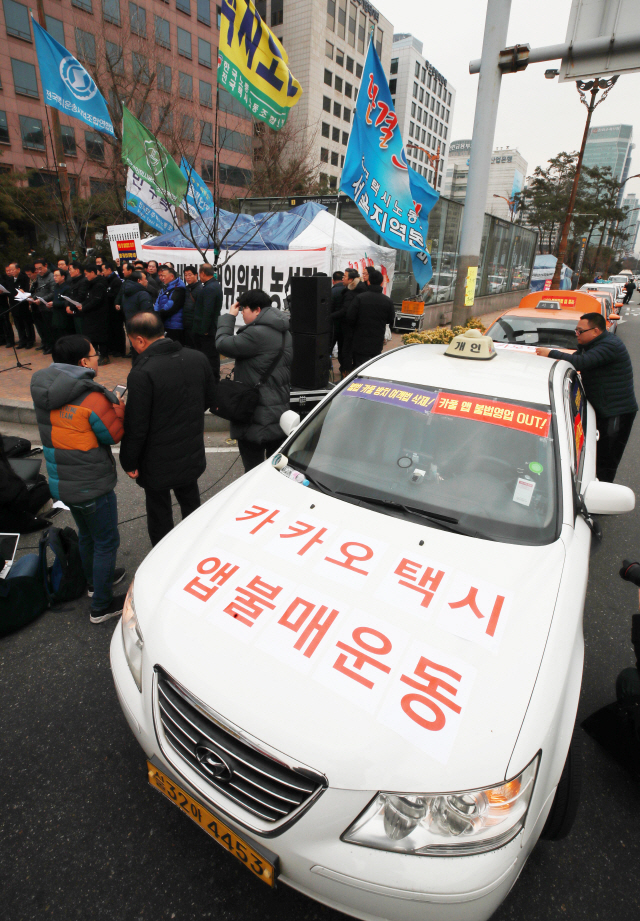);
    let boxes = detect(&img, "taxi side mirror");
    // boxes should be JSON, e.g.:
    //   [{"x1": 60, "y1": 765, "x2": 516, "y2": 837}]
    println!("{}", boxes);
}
[
  {"x1": 280, "y1": 410, "x2": 301, "y2": 436},
  {"x1": 582, "y1": 480, "x2": 635, "y2": 515},
  {"x1": 609, "y1": 314, "x2": 620, "y2": 321}
]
